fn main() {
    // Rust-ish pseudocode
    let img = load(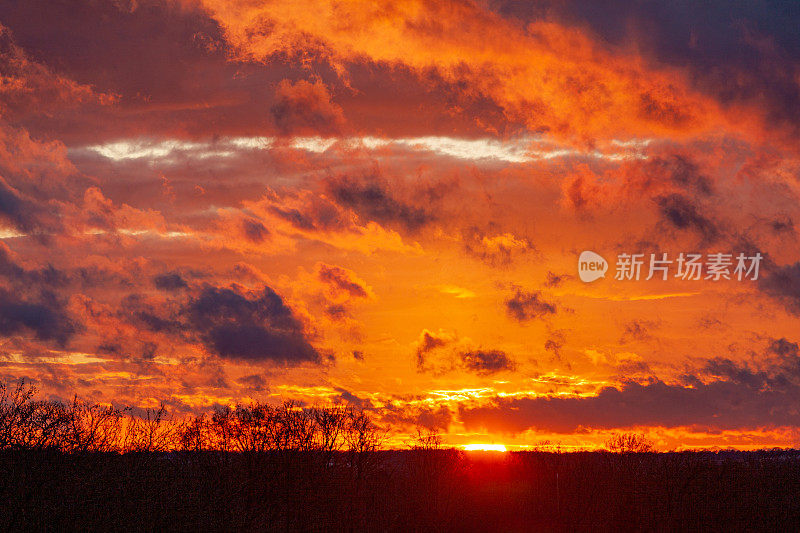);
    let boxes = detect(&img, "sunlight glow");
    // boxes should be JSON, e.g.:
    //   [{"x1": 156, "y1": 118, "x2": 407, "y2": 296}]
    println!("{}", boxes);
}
[
  {"x1": 82, "y1": 135, "x2": 649, "y2": 164},
  {"x1": 463, "y1": 444, "x2": 508, "y2": 452}
]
